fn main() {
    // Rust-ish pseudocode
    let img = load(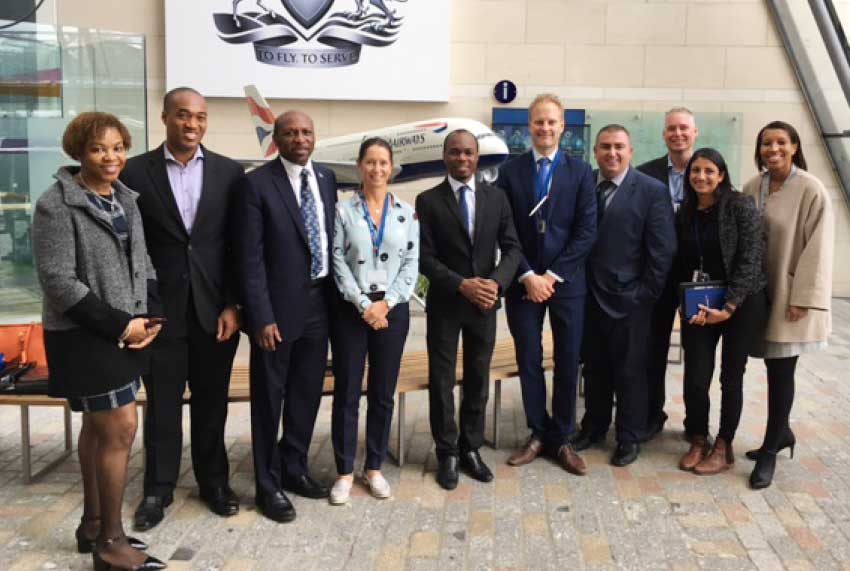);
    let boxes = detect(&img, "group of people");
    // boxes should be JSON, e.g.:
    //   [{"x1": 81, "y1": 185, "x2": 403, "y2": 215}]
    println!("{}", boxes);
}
[{"x1": 31, "y1": 88, "x2": 833, "y2": 570}]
